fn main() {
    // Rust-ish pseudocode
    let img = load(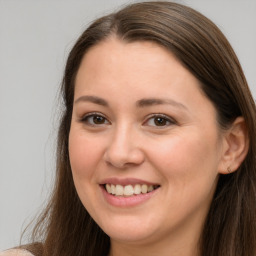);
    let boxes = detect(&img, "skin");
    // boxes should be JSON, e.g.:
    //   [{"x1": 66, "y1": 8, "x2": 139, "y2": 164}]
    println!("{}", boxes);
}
[{"x1": 68, "y1": 37, "x2": 240, "y2": 256}]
